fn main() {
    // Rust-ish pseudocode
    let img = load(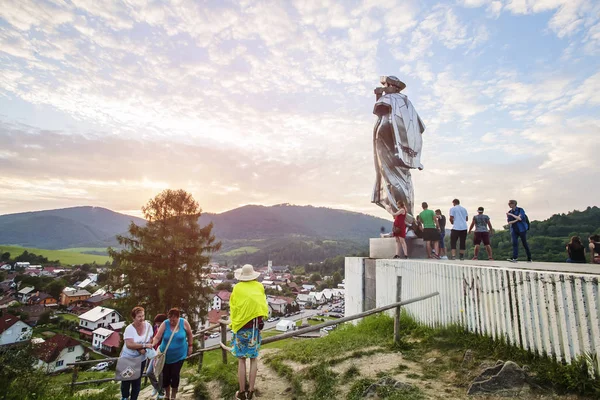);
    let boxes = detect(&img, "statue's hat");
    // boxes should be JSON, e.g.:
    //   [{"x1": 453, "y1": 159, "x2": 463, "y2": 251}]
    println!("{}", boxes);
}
[{"x1": 380, "y1": 75, "x2": 406, "y2": 91}]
